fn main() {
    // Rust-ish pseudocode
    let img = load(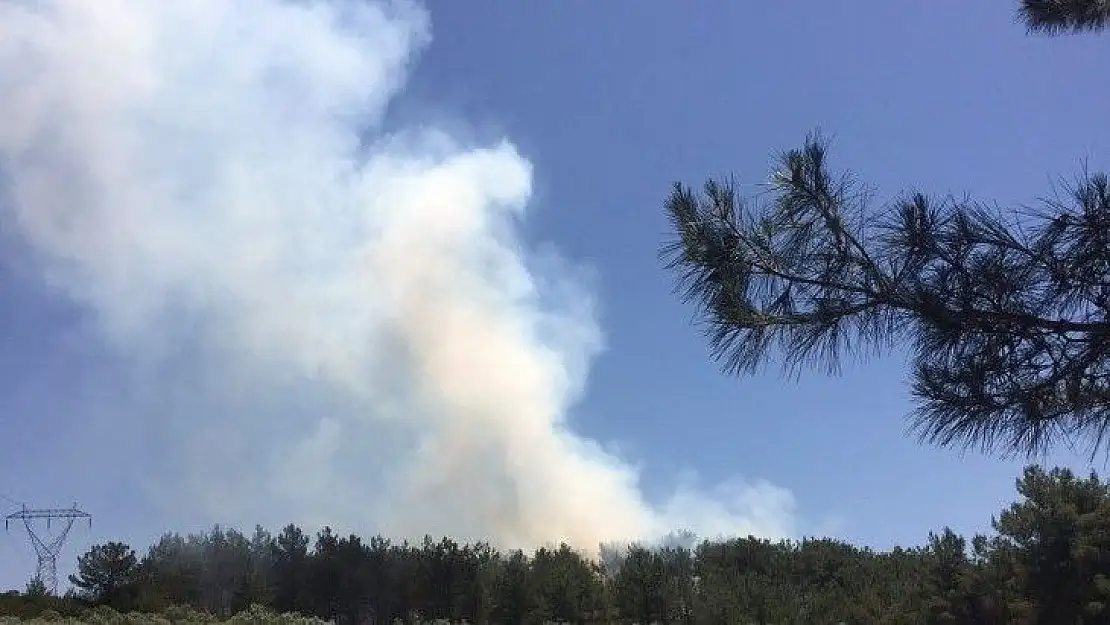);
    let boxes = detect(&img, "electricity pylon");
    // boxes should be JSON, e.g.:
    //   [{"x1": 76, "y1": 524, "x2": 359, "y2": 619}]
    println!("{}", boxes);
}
[{"x1": 5, "y1": 504, "x2": 92, "y2": 594}]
